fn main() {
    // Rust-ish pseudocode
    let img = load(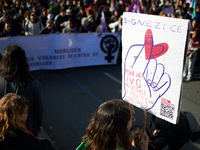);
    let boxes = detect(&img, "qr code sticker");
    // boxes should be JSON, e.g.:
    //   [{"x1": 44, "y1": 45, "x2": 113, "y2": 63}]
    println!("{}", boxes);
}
[{"x1": 160, "y1": 103, "x2": 175, "y2": 119}]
